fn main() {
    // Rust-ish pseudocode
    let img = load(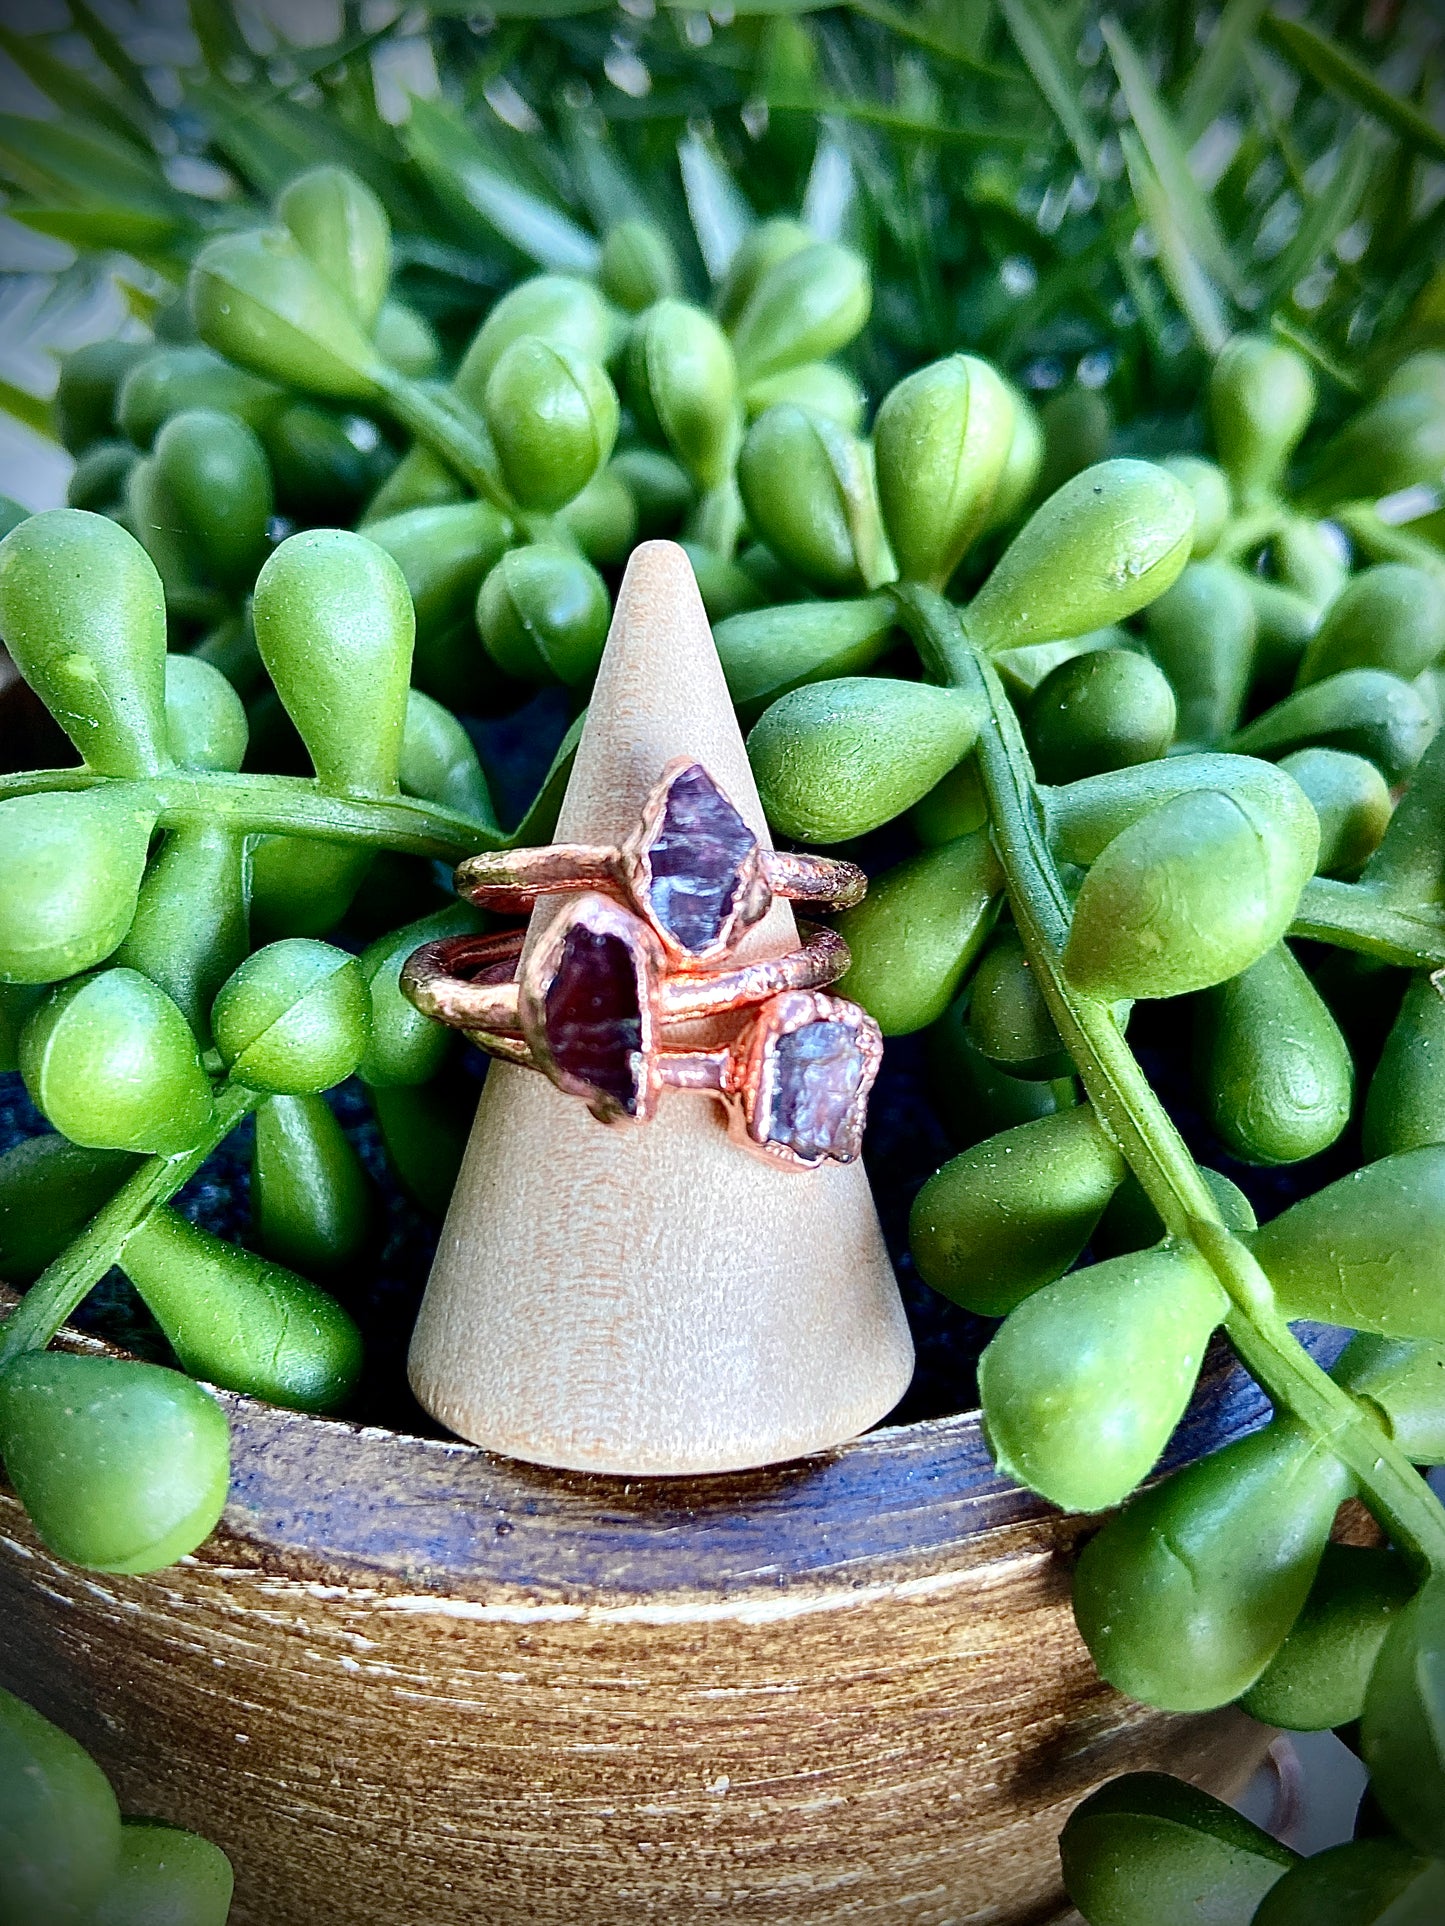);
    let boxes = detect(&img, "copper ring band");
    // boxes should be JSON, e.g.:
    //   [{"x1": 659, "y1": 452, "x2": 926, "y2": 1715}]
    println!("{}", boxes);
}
[
  {"x1": 454, "y1": 757, "x2": 864, "y2": 965},
  {"x1": 462, "y1": 989, "x2": 883, "y2": 1170},
  {"x1": 402, "y1": 927, "x2": 528, "y2": 1030},
  {"x1": 400, "y1": 754, "x2": 883, "y2": 1164},
  {"x1": 401, "y1": 905, "x2": 851, "y2": 1040}
]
